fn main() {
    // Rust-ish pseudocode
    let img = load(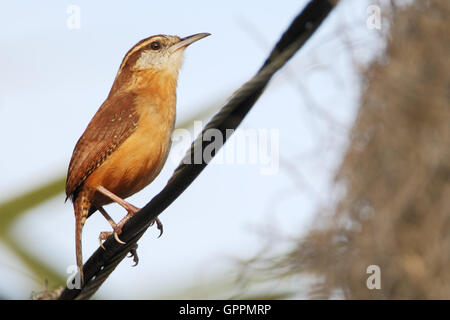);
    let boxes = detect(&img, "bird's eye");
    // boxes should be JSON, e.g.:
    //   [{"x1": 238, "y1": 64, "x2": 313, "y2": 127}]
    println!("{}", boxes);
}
[{"x1": 150, "y1": 41, "x2": 161, "y2": 50}]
